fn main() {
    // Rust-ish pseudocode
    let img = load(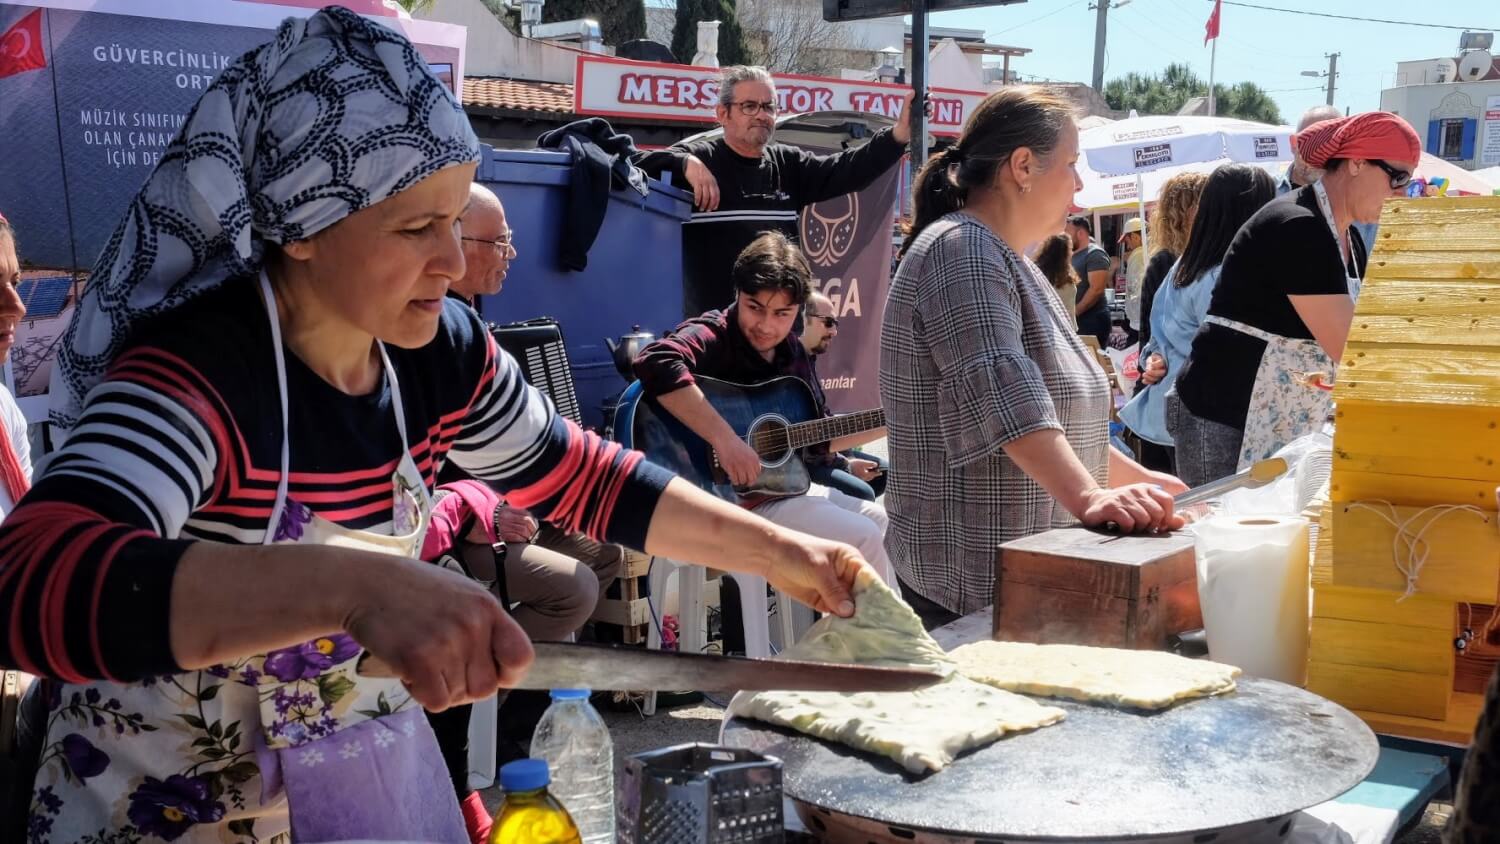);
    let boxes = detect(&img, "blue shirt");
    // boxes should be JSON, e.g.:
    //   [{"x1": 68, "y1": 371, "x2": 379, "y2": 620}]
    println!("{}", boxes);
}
[{"x1": 1119, "y1": 261, "x2": 1221, "y2": 445}]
